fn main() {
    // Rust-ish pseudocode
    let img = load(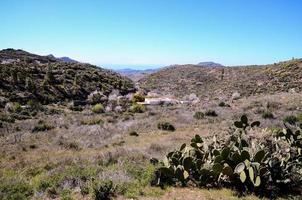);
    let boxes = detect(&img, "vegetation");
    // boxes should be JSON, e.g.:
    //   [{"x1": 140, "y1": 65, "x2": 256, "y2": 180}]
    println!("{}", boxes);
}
[
  {"x1": 261, "y1": 110, "x2": 274, "y2": 119},
  {"x1": 93, "y1": 180, "x2": 116, "y2": 200},
  {"x1": 283, "y1": 115, "x2": 298, "y2": 125},
  {"x1": 193, "y1": 111, "x2": 205, "y2": 120},
  {"x1": 130, "y1": 103, "x2": 145, "y2": 113},
  {"x1": 152, "y1": 115, "x2": 302, "y2": 198},
  {"x1": 32, "y1": 120, "x2": 54, "y2": 132},
  {"x1": 157, "y1": 122, "x2": 175, "y2": 131},
  {"x1": 0, "y1": 49, "x2": 135, "y2": 104},
  {"x1": 132, "y1": 93, "x2": 145, "y2": 103},
  {"x1": 129, "y1": 131, "x2": 139, "y2": 136},
  {"x1": 92, "y1": 104, "x2": 104, "y2": 114},
  {"x1": 205, "y1": 110, "x2": 218, "y2": 117}
]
